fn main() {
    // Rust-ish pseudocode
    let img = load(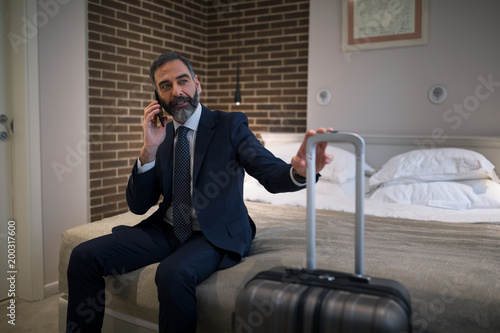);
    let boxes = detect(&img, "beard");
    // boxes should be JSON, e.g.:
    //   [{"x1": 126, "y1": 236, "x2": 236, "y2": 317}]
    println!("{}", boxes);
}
[{"x1": 160, "y1": 89, "x2": 200, "y2": 123}]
